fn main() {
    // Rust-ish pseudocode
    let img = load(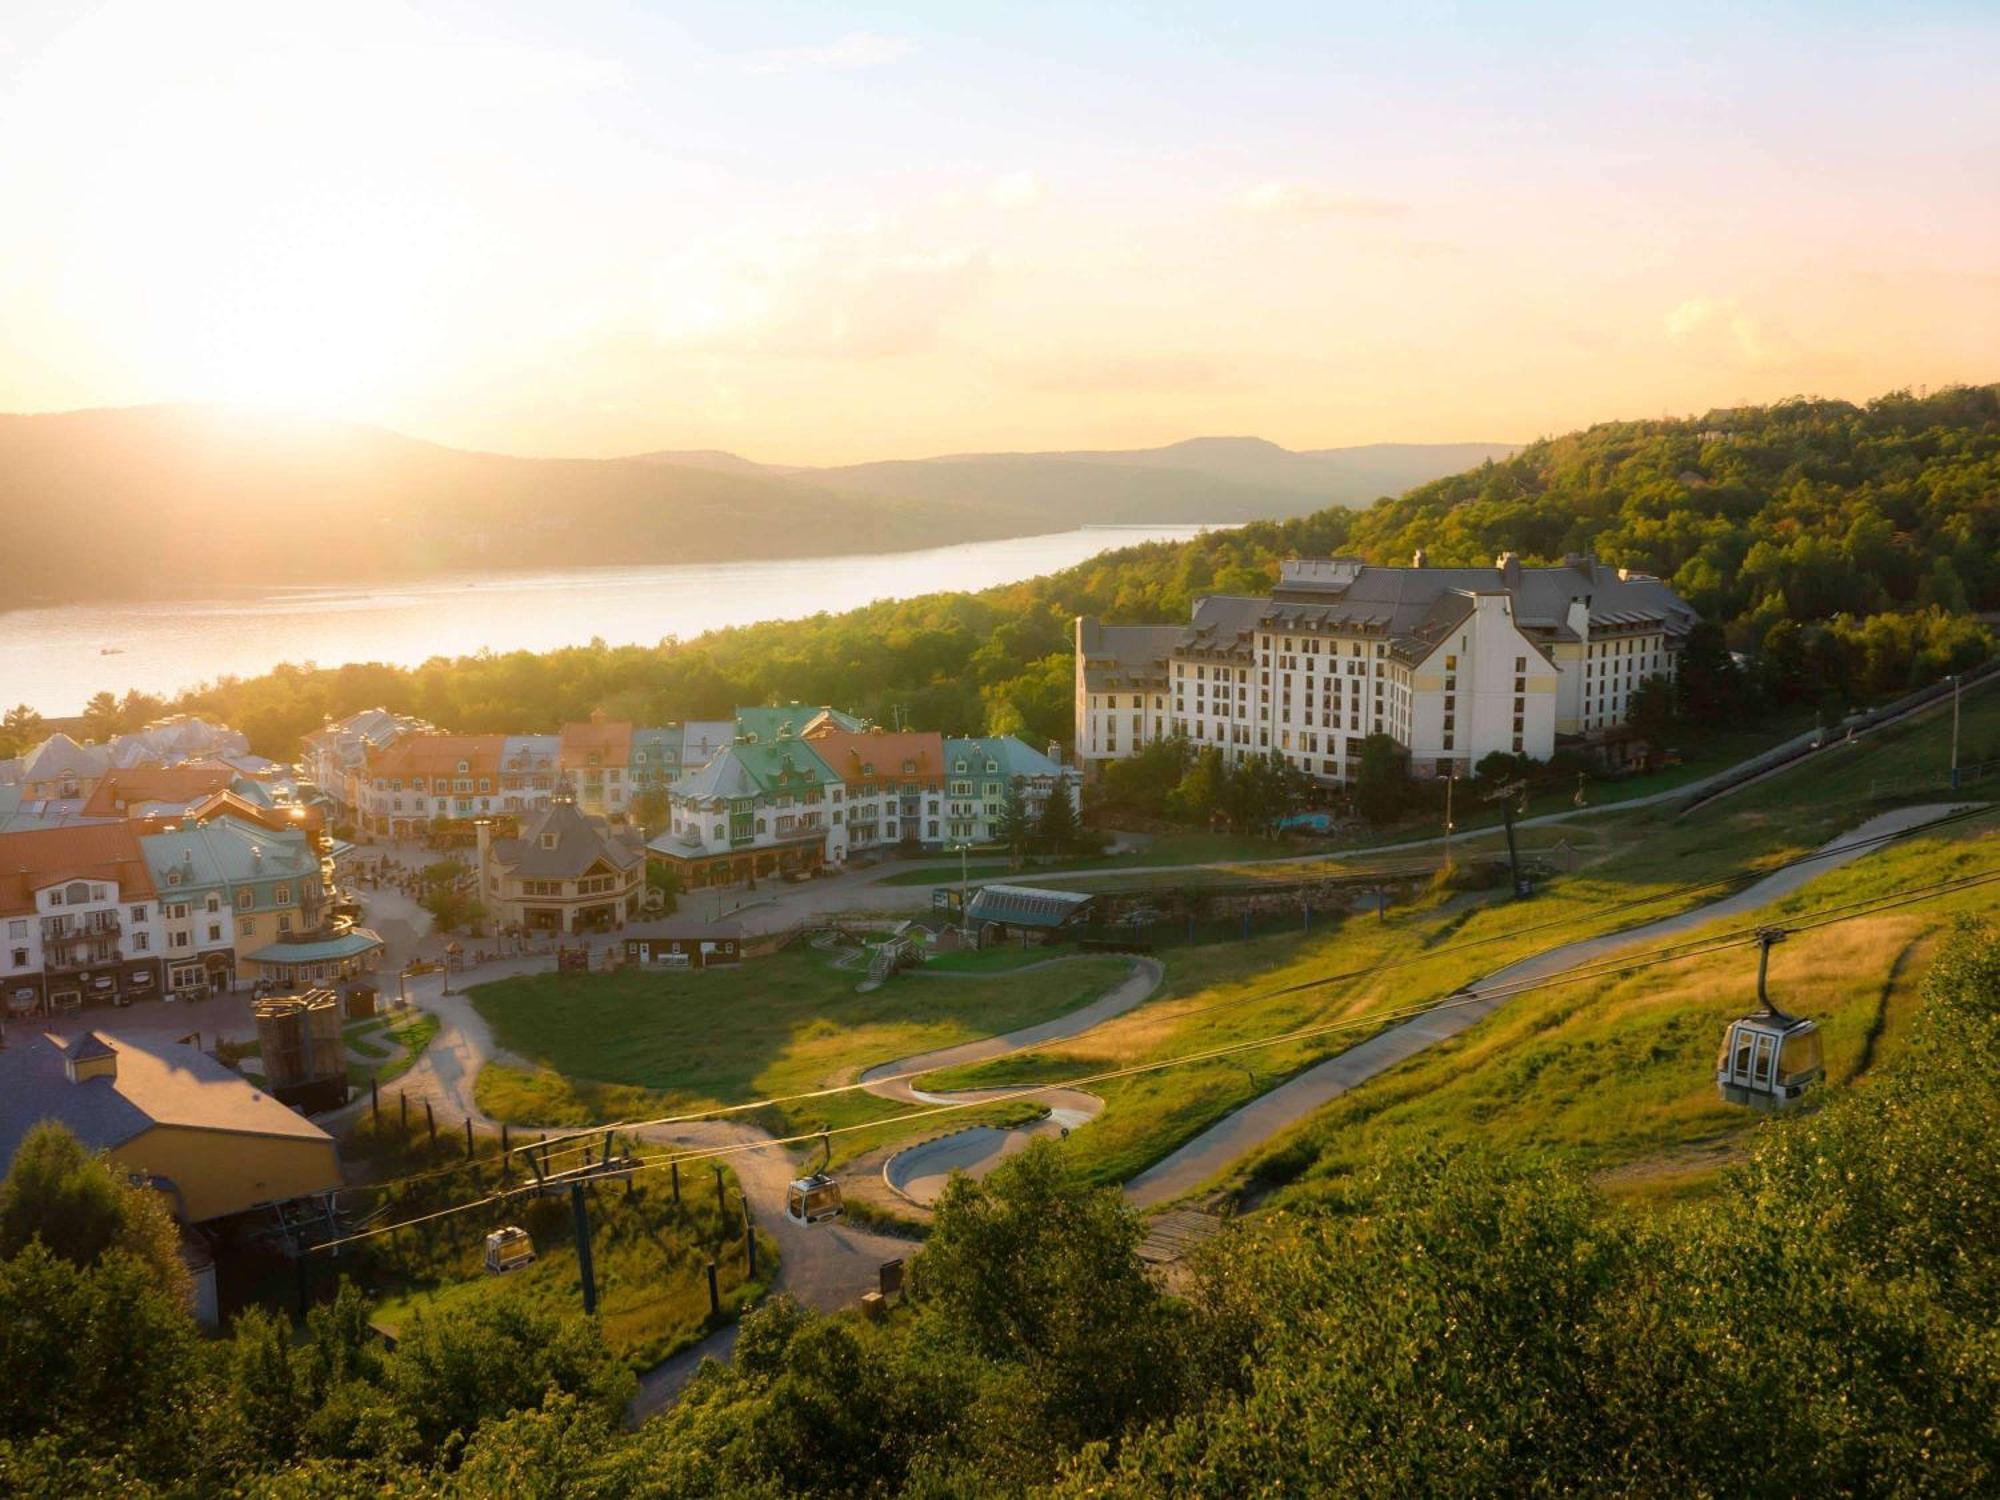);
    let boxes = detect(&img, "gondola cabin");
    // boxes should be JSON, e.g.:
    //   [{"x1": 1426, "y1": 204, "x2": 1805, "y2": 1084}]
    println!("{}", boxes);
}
[
  {"x1": 1715, "y1": 929, "x2": 1823, "y2": 1110},
  {"x1": 483, "y1": 1225, "x2": 537, "y2": 1274},
  {"x1": 786, "y1": 1171, "x2": 843, "y2": 1226},
  {"x1": 1716, "y1": 1014, "x2": 1822, "y2": 1109}
]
